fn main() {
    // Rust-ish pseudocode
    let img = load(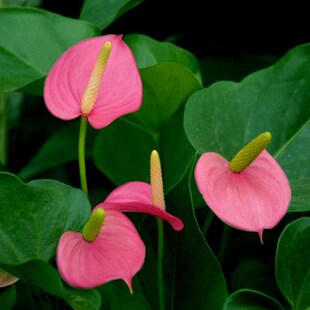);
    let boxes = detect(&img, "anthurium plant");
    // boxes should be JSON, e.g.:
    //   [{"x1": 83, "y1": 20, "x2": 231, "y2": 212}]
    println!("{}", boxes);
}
[{"x1": 0, "y1": 1, "x2": 309, "y2": 310}]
